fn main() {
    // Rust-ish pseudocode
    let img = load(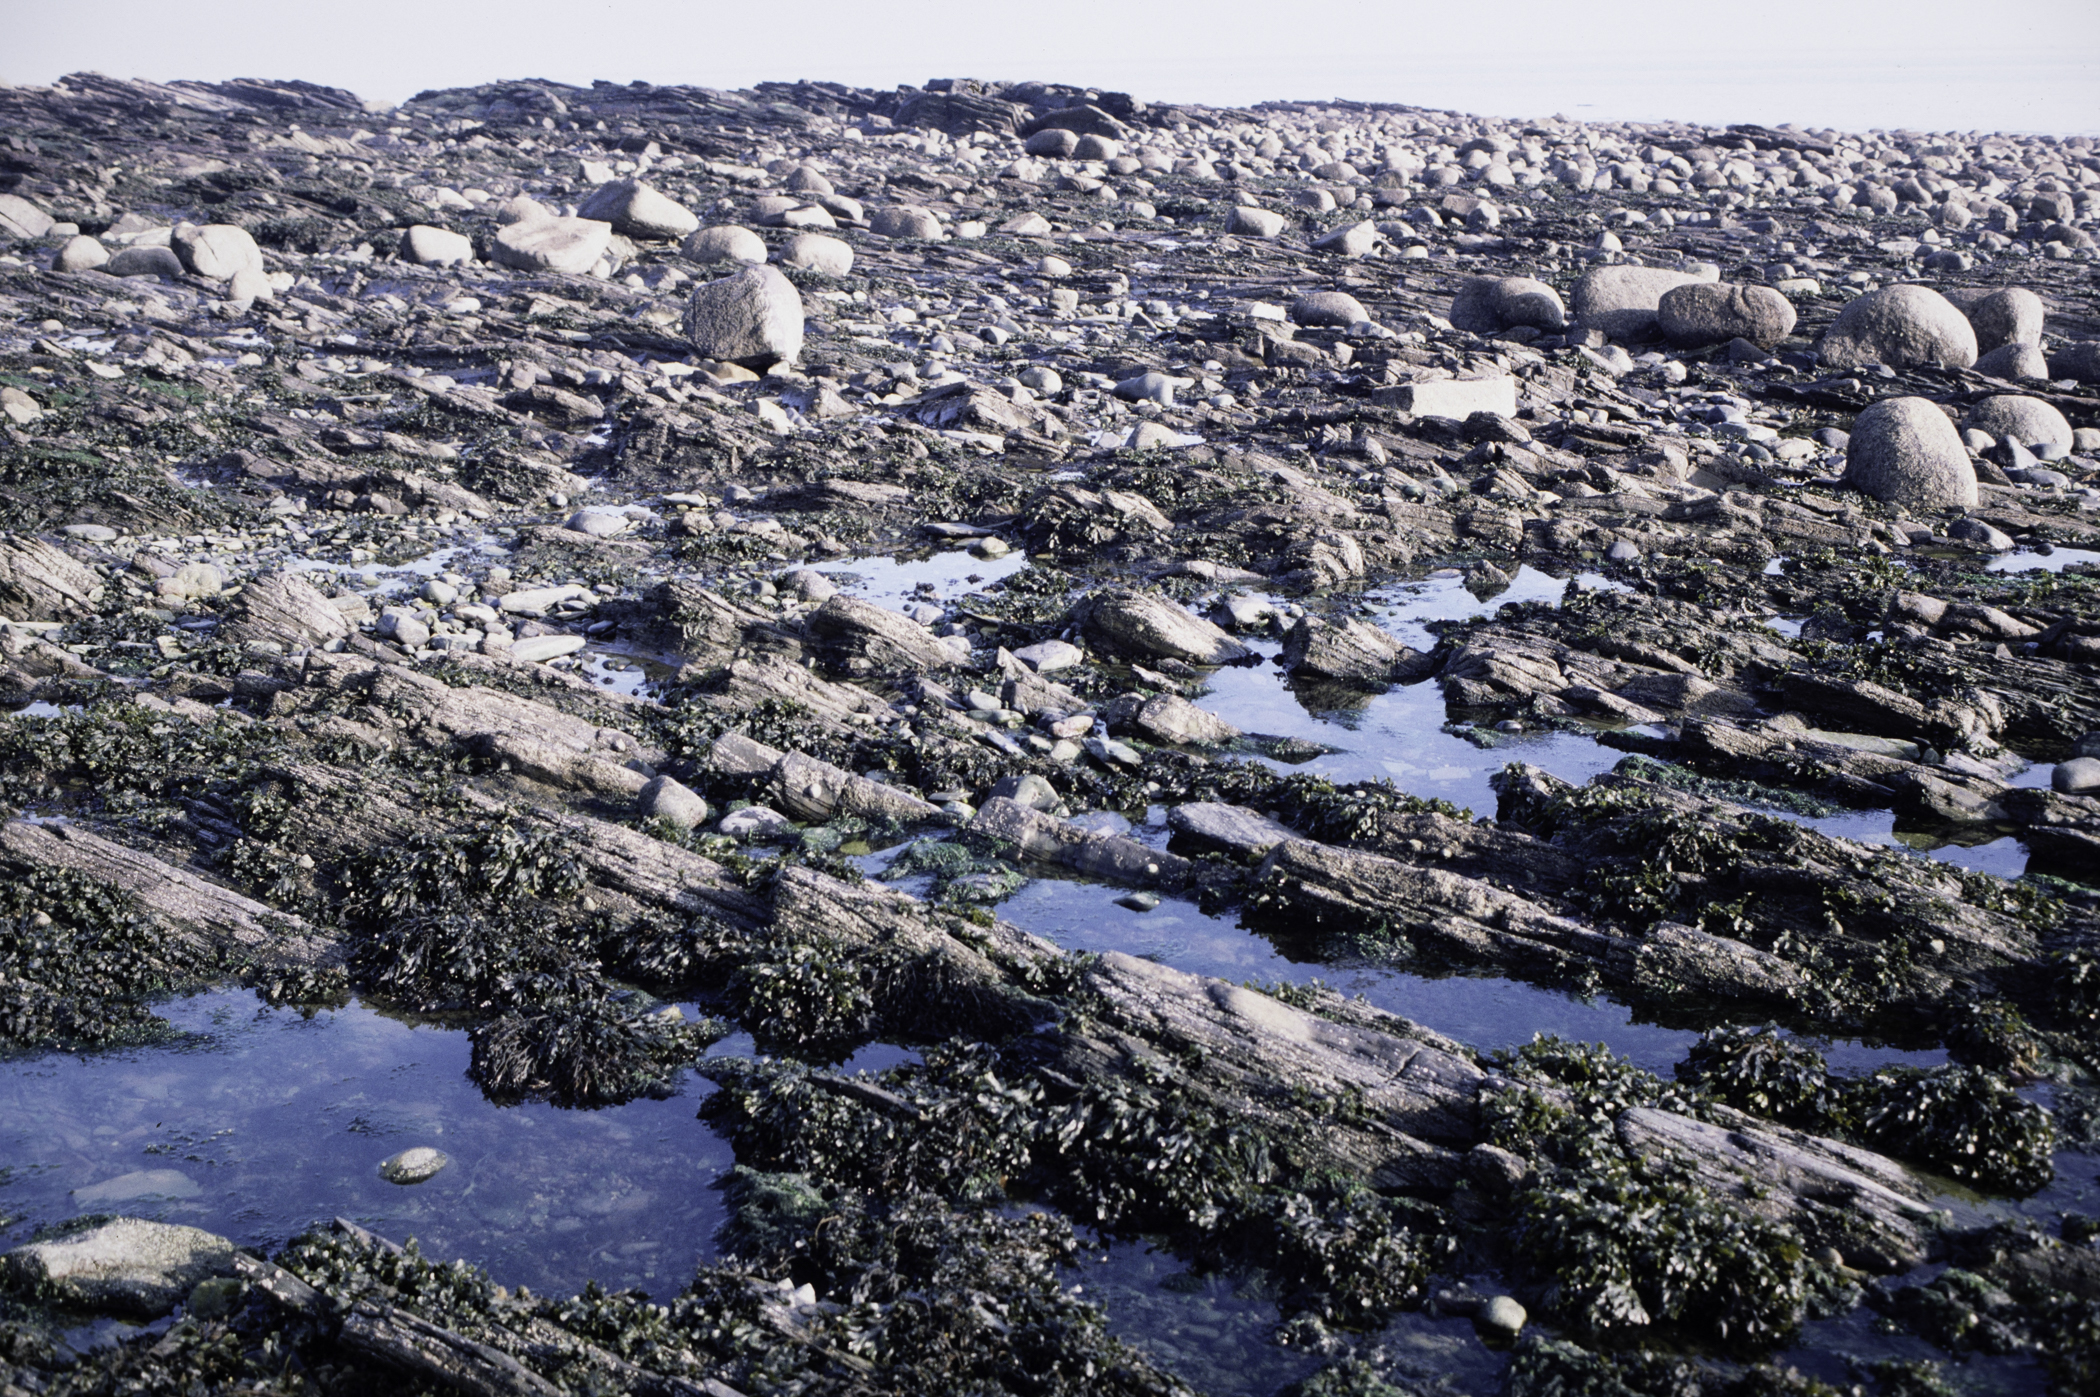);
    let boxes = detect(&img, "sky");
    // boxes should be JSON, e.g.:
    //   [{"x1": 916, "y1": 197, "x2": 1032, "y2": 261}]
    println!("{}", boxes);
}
[{"x1": 8, "y1": 0, "x2": 2099, "y2": 136}]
